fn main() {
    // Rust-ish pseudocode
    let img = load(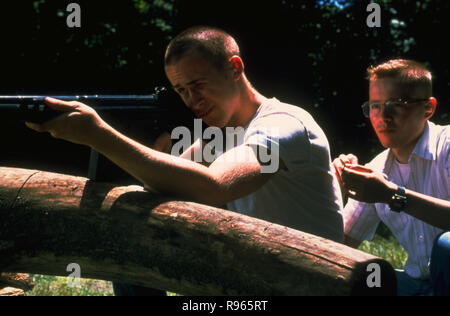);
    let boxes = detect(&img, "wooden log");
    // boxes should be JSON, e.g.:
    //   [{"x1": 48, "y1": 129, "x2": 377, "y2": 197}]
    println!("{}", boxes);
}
[
  {"x1": 0, "y1": 273, "x2": 34, "y2": 291},
  {"x1": 0, "y1": 287, "x2": 25, "y2": 296},
  {"x1": 0, "y1": 167, "x2": 396, "y2": 296}
]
